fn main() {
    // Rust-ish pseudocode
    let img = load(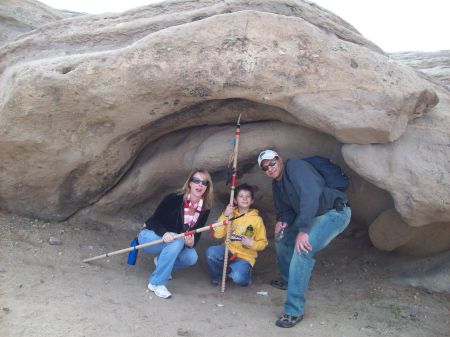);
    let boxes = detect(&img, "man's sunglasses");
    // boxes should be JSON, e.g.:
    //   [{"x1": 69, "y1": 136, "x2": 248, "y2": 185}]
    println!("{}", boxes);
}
[
  {"x1": 261, "y1": 157, "x2": 278, "y2": 171},
  {"x1": 191, "y1": 177, "x2": 209, "y2": 186}
]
